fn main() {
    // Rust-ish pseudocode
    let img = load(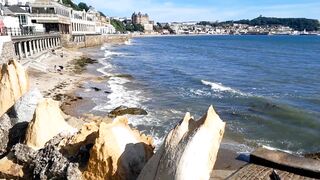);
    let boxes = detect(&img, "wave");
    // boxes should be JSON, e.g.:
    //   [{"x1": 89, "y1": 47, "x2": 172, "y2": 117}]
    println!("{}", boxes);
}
[
  {"x1": 124, "y1": 39, "x2": 132, "y2": 45},
  {"x1": 201, "y1": 80, "x2": 248, "y2": 96},
  {"x1": 104, "y1": 50, "x2": 125, "y2": 59}
]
